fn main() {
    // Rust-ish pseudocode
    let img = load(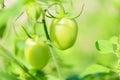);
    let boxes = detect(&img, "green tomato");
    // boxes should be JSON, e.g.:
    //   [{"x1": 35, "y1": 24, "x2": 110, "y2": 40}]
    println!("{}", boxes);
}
[
  {"x1": 24, "y1": 37, "x2": 50, "y2": 70},
  {"x1": 50, "y1": 18, "x2": 78, "y2": 50},
  {"x1": 25, "y1": 2, "x2": 41, "y2": 20}
]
